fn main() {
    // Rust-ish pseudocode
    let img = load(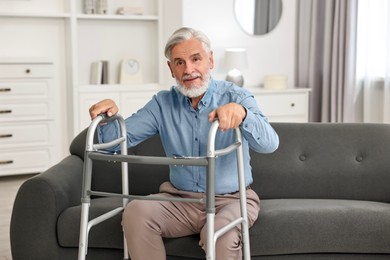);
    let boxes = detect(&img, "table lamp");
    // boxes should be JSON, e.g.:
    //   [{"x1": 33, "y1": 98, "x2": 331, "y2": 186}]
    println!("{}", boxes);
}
[{"x1": 224, "y1": 48, "x2": 248, "y2": 87}]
